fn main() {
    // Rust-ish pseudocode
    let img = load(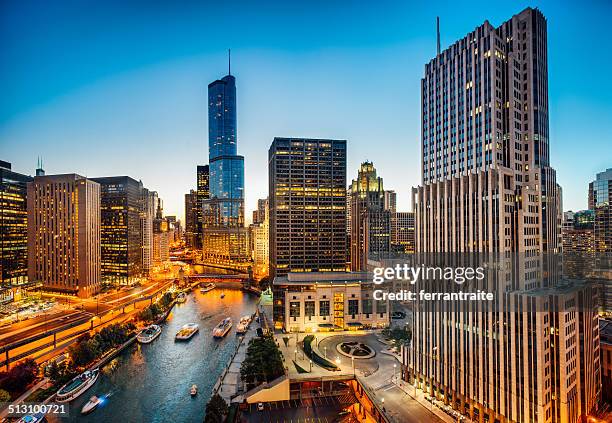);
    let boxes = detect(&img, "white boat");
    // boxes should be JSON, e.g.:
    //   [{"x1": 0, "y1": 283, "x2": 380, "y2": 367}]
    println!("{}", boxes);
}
[
  {"x1": 190, "y1": 384, "x2": 198, "y2": 396},
  {"x1": 220, "y1": 293, "x2": 225, "y2": 299},
  {"x1": 199, "y1": 283, "x2": 216, "y2": 293},
  {"x1": 212, "y1": 317, "x2": 232, "y2": 338},
  {"x1": 175, "y1": 323, "x2": 199, "y2": 341},
  {"x1": 236, "y1": 315, "x2": 252, "y2": 334},
  {"x1": 137, "y1": 324, "x2": 162, "y2": 344},
  {"x1": 176, "y1": 292, "x2": 187, "y2": 303},
  {"x1": 56, "y1": 368, "x2": 100, "y2": 403},
  {"x1": 81, "y1": 395, "x2": 102, "y2": 414}
]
